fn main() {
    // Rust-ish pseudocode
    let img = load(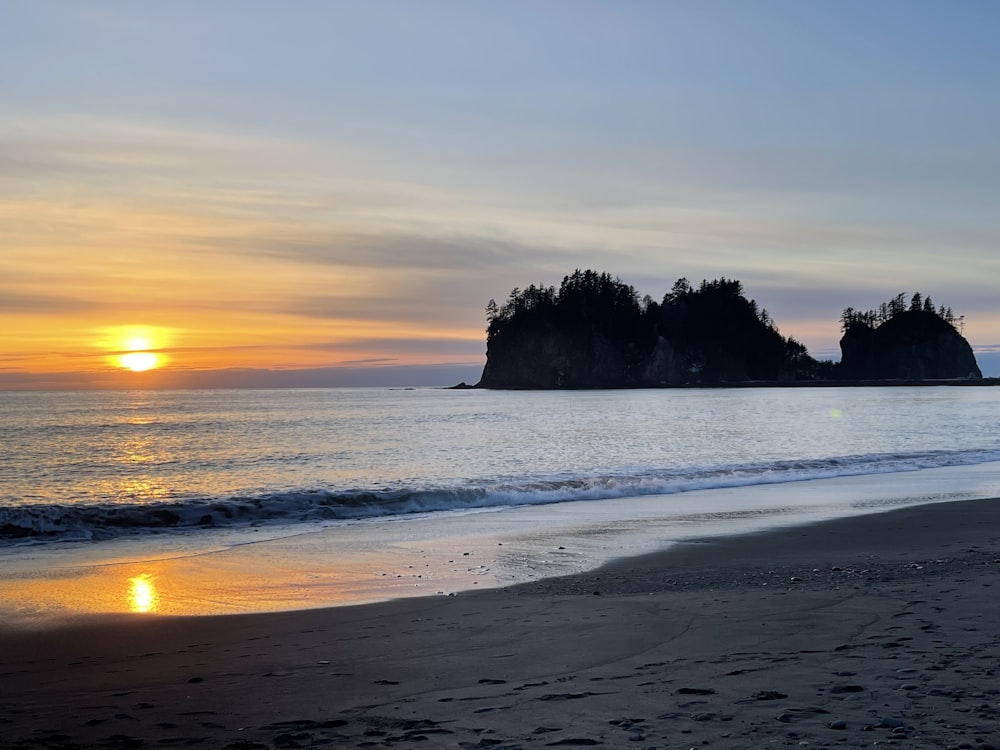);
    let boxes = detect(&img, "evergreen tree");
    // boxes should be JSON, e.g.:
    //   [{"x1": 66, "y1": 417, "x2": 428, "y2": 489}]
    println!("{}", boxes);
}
[{"x1": 839, "y1": 292, "x2": 961, "y2": 333}]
